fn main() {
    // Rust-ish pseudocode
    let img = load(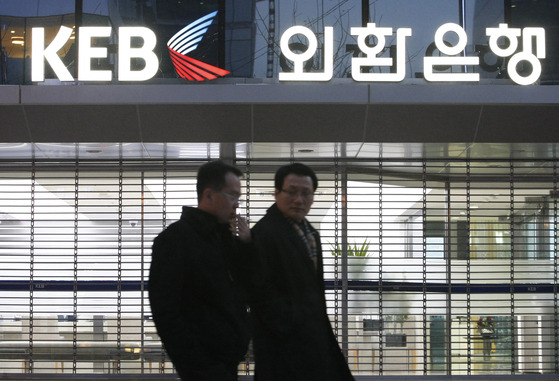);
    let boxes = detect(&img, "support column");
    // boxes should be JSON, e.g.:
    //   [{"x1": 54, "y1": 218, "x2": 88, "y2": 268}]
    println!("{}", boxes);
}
[{"x1": 219, "y1": 143, "x2": 236, "y2": 165}]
